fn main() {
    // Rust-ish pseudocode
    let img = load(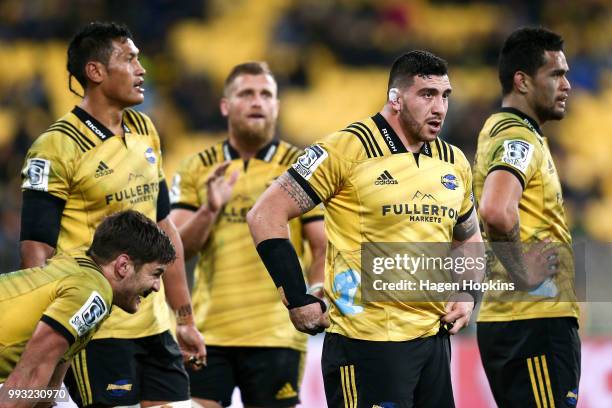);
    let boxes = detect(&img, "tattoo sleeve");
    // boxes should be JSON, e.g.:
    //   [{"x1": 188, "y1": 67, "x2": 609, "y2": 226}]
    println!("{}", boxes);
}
[
  {"x1": 276, "y1": 172, "x2": 316, "y2": 214},
  {"x1": 486, "y1": 222, "x2": 528, "y2": 286},
  {"x1": 175, "y1": 304, "x2": 193, "y2": 325}
]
